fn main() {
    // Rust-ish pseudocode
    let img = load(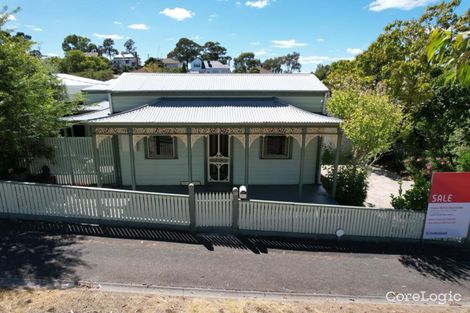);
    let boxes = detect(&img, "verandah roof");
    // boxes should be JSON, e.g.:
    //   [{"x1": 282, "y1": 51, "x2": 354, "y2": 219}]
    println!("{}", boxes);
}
[{"x1": 87, "y1": 98, "x2": 341, "y2": 126}]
